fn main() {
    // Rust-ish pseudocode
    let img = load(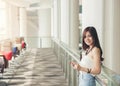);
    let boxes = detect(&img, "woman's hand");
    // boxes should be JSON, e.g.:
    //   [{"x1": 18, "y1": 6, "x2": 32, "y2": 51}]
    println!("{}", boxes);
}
[{"x1": 70, "y1": 61, "x2": 81, "y2": 71}]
